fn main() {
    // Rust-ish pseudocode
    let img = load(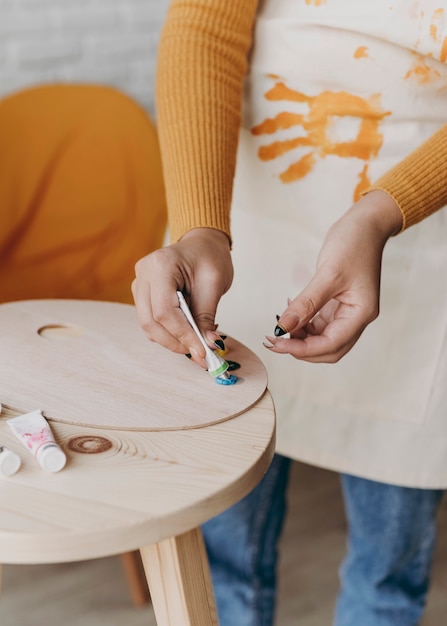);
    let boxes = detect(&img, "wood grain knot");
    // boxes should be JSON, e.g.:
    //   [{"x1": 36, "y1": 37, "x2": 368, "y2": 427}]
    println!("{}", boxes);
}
[{"x1": 67, "y1": 435, "x2": 113, "y2": 454}]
